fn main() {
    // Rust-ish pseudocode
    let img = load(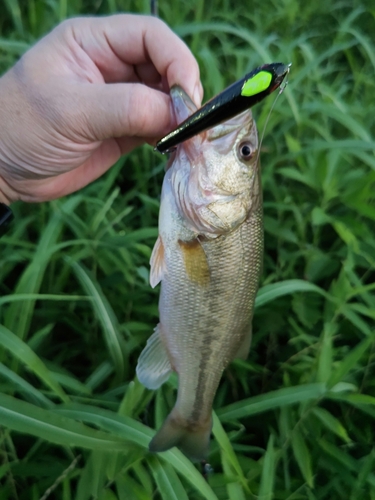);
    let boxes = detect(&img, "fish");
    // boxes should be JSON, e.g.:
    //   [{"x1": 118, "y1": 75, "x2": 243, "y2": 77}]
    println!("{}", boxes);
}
[{"x1": 136, "y1": 85, "x2": 263, "y2": 461}]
